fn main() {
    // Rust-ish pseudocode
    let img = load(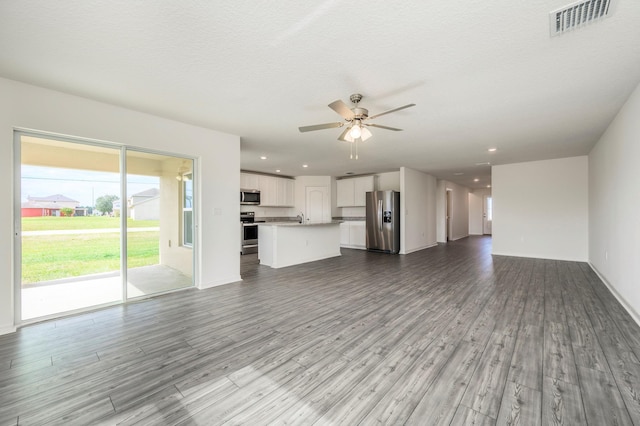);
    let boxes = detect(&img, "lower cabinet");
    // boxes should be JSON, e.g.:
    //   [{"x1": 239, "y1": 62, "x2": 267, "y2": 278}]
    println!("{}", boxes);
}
[{"x1": 339, "y1": 221, "x2": 366, "y2": 249}]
